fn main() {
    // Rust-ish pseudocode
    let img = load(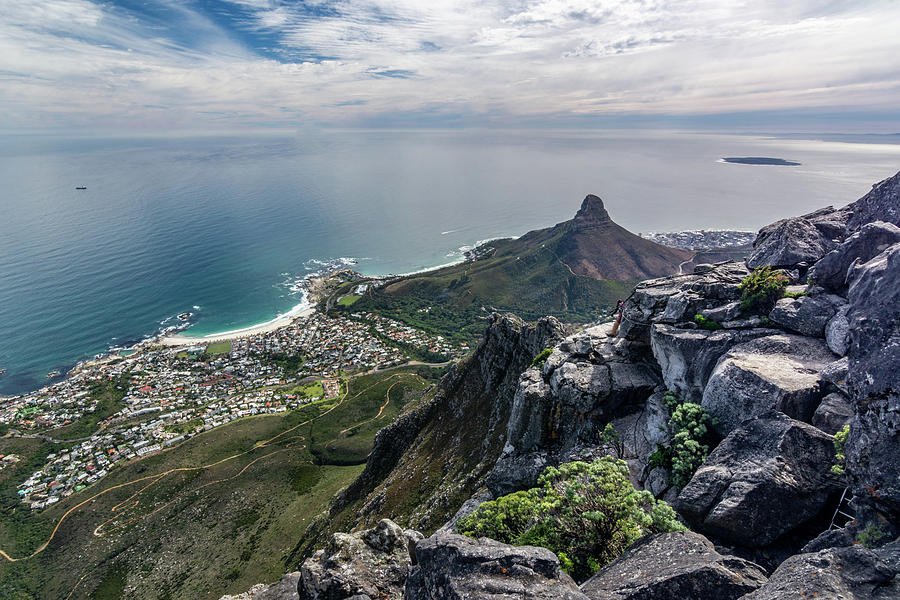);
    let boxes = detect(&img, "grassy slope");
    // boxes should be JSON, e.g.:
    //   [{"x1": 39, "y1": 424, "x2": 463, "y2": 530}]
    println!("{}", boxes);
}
[
  {"x1": 0, "y1": 368, "x2": 438, "y2": 600},
  {"x1": 351, "y1": 233, "x2": 635, "y2": 343}
]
